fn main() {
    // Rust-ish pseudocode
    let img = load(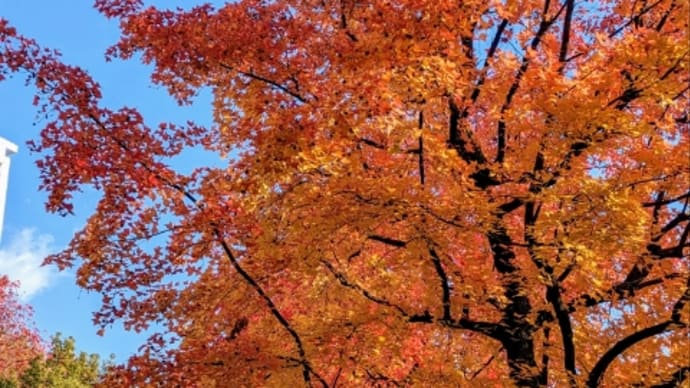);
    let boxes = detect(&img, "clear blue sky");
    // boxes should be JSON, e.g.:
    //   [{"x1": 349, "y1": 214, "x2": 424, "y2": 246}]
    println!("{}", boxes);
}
[{"x1": 0, "y1": 1, "x2": 218, "y2": 362}]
